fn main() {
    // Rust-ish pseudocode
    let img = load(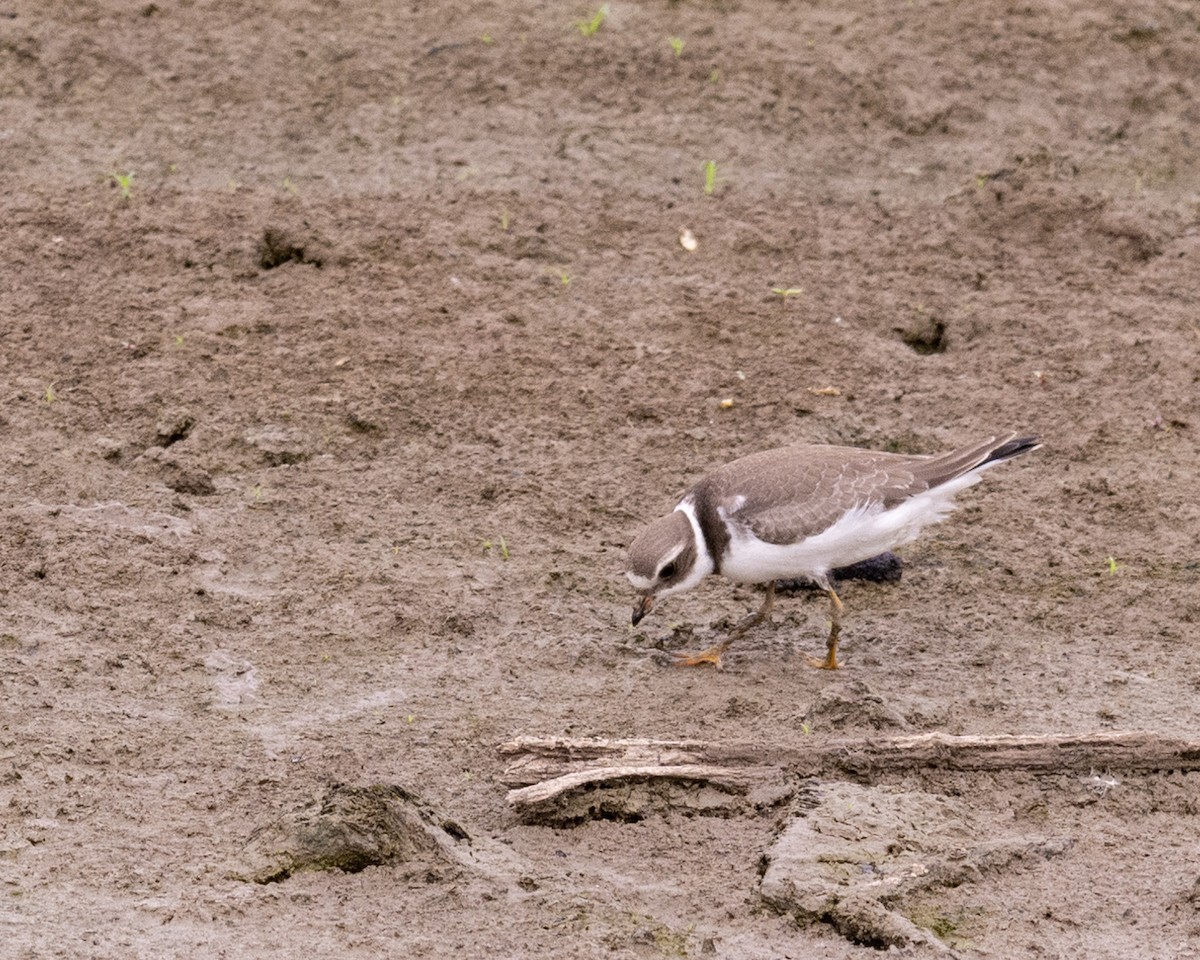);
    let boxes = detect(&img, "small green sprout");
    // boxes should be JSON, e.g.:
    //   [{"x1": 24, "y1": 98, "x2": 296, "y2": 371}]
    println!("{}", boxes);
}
[
  {"x1": 479, "y1": 33, "x2": 495, "y2": 44},
  {"x1": 577, "y1": 4, "x2": 608, "y2": 36},
  {"x1": 499, "y1": 209, "x2": 511, "y2": 231},
  {"x1": 110, "y1": 171, "x2": 134, "y2": 199},
  {"x1": 281, "y1": 176, "x2": 297, "y2": 193},
  {"x1": 709, "y1": 68, "x2": 721, "y2": 83},
  {"x1": 703, "y1": 159, "x2": 719, "y2": 195},
  {"x1": 1105, "y1": 556, "x2": 1122, "y2": 576},
  {"x1": 482, "y1": 536, "x2": 510, "y2": 559},
  {"x1": 556, "y1": 268, "x2": 572, "y2": 286},
  {"x1": 668, "y1": 36, "x2": 684, "y2": 57},
  {"x1": 771, "y1": 287, "x2": 804, "y2": 299},
  {"x1": 250, "y1": 483, "x2": 264, "y2": 504},
  {"x1": 800, "y1": 721, "x2": 813, "y2": 735},
  {"x1": 174, "y1": 333, "x2": 185, "y2": 347},
  {"x1": 44, "y1": 384, "x2": 57, "y2": 403}
]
